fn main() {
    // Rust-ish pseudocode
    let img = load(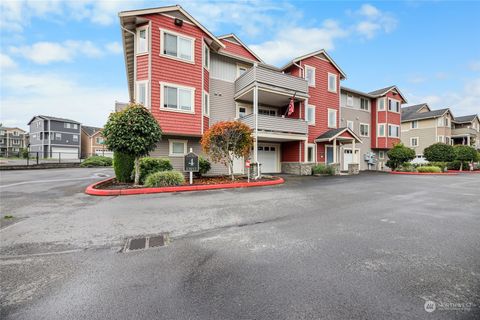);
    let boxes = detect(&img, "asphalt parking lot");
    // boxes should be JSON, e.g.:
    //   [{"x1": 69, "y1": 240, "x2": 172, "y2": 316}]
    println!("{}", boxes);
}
[{"x1": 0, "y1": 168, "x2": 479, "y2": 319}]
